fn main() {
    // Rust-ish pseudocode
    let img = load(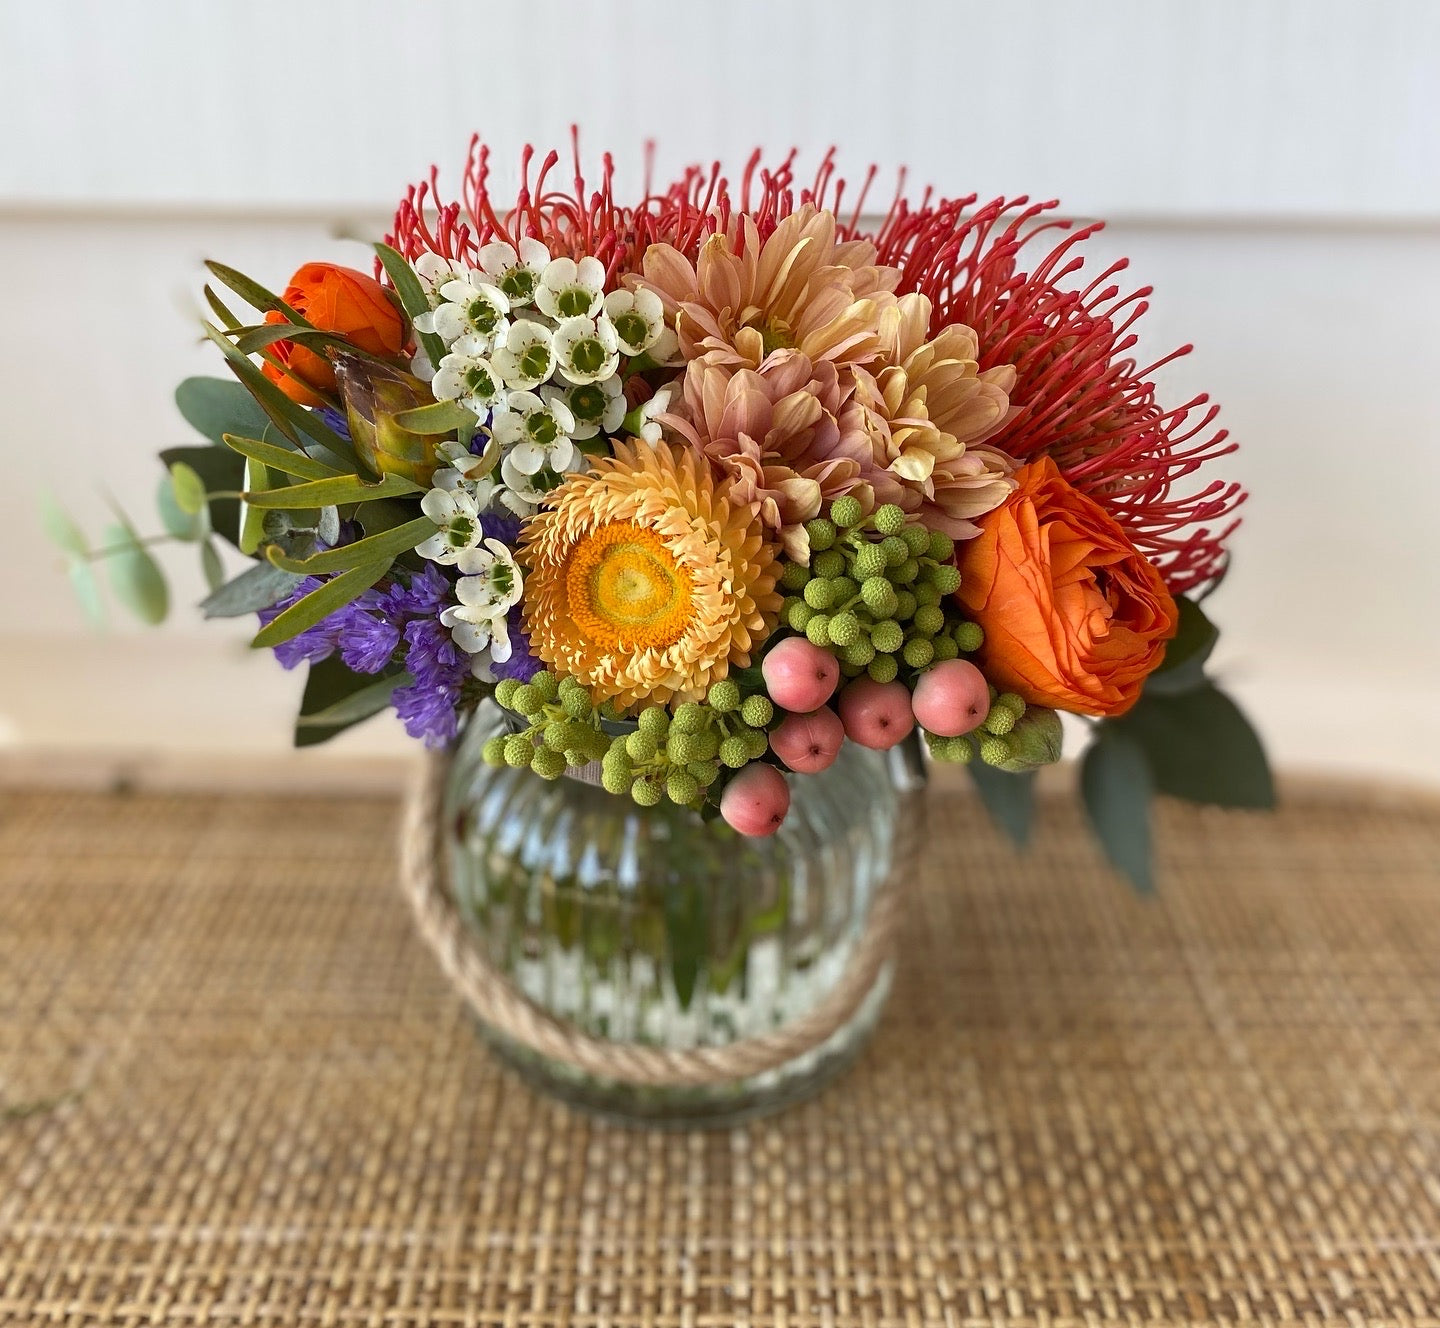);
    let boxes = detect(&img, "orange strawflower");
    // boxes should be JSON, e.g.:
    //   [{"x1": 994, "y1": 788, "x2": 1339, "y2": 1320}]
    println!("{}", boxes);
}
[{"x1": 519, "y1": 440, "x2": 782, "y2": 710}]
